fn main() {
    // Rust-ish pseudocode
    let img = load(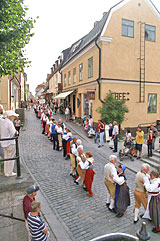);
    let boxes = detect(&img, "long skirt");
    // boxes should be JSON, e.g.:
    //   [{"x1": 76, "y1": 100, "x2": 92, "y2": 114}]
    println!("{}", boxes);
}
[
  {"x1": 45, "y1": 124, "x2": 49, "y2": 134},
  {"x1": 77, "y1": 165, "x2": 86, "y2": 183},
  {"x1": 84, "y1": 169, "x2": 94, "y2": 194},
  {"x1": 115, "y1": 183, "x2": 130, "y2": 213},
  {"x1": 58, "y1": 134, "x2": 62, "y2": 148},
  {"x1": 66, "y1": 141, "x2": 71, "y2": 156},
  {"x1": 38, "y1": 111, "x2": 41, "y2": 118},
  {"x1": 149, "y1": 195, "x2": 160, "y2": 228}
]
